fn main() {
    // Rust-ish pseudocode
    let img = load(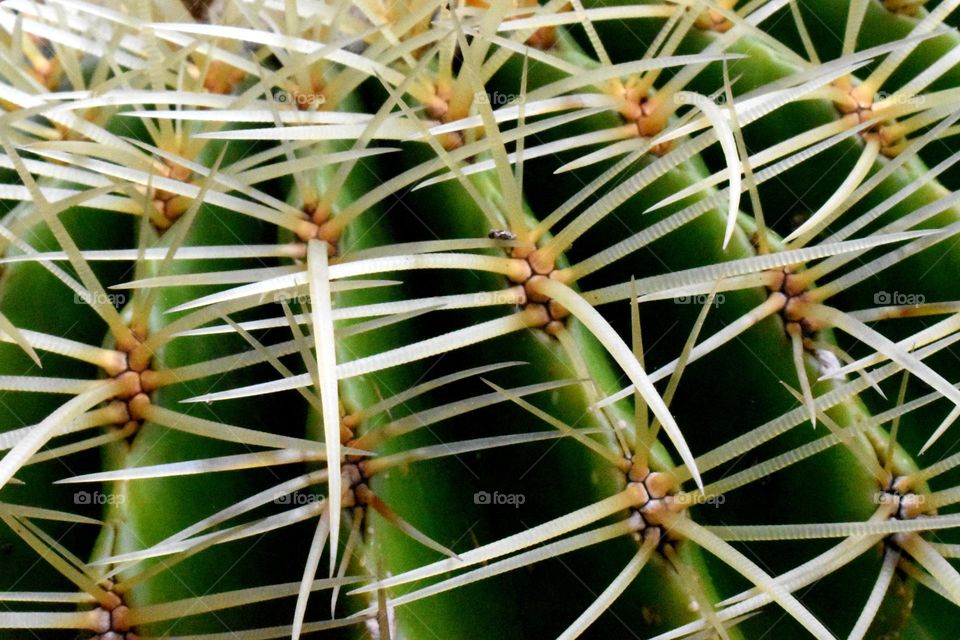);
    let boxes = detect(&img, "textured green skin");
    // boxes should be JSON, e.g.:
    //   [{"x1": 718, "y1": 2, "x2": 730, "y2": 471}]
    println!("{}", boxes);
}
[
  {"x1": 280, "y1": 102, "x2": 527, "y2": 637},
  {"x1": 580, "y1": 0, "x2": 960, "y2": 529},
  {"x1": 488, "y1": 25, "x2": 921, "y2": 638},
  {"x1": 592, "y1": 3, "x2": 960, "y2": 334},
  {"x1": 765, "y1": 0, "x2": 960, "y2": 493},
  {"x1": 370, "y1": 135, "x2": 725, "y2": 638},
  {"x1": 332, "y1": 206, "x2": 527, "y2": 640},
  {"x1": 581, "y1": 3, "x2": 960, "y2": 232},
  {"x1": 90, "y1": 136, "x2": 311, "y2": 636},
  {"x1": 584, "y1": 0, "x2": 960, "y2": 605},
  {"x1": 488, "y1": 5, "x2": 959, "y2": 630},
  {"x1": 585, "y1": 0, "x2": 960, "y2": 458},
  {"x1": 765, "y1": 0, "x2": 960, "y2": 191},
  {"x1": 0, "y1": 186, "x2": 132, "y2": 639},
  {"x1": 0, "y1": 5, "x2": 957, "y2": 639}
]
